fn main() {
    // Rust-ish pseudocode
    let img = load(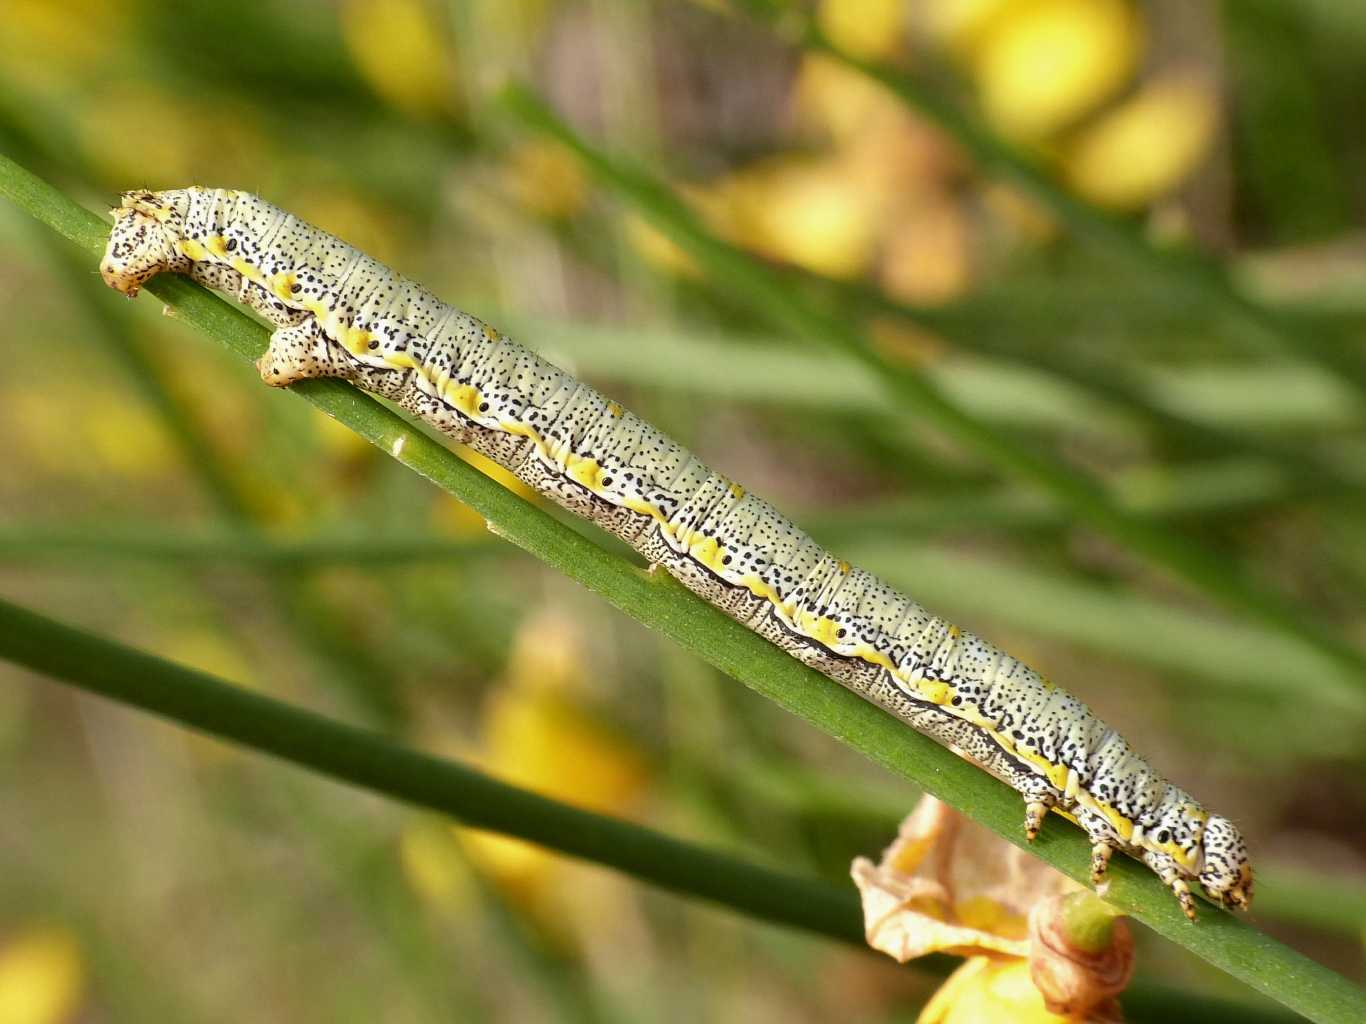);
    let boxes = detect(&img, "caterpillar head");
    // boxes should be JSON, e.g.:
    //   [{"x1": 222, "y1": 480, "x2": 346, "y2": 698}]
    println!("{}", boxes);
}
[
  {"x1": 1198, "y1": 815, "x2": 1253, "y2": 911},
  {"x1": 1145, "y1": 801, "x2": 1208, "y2": 873},
  {"x1": 100, "y1": 191, "x2": 189, "y2": 297}
]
